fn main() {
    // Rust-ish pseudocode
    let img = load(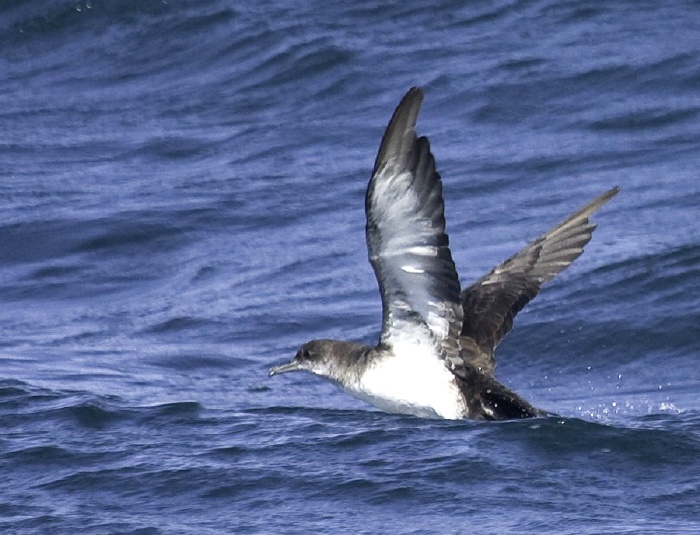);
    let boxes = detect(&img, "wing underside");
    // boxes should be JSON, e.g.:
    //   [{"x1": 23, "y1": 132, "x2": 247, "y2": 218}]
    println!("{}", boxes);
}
[
  {"x1": 366, "y1": 88, "x2": 463, "y2": 362},
  {"x1": 364, "y1": 87, "x2": 618, "y2": 376}
]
